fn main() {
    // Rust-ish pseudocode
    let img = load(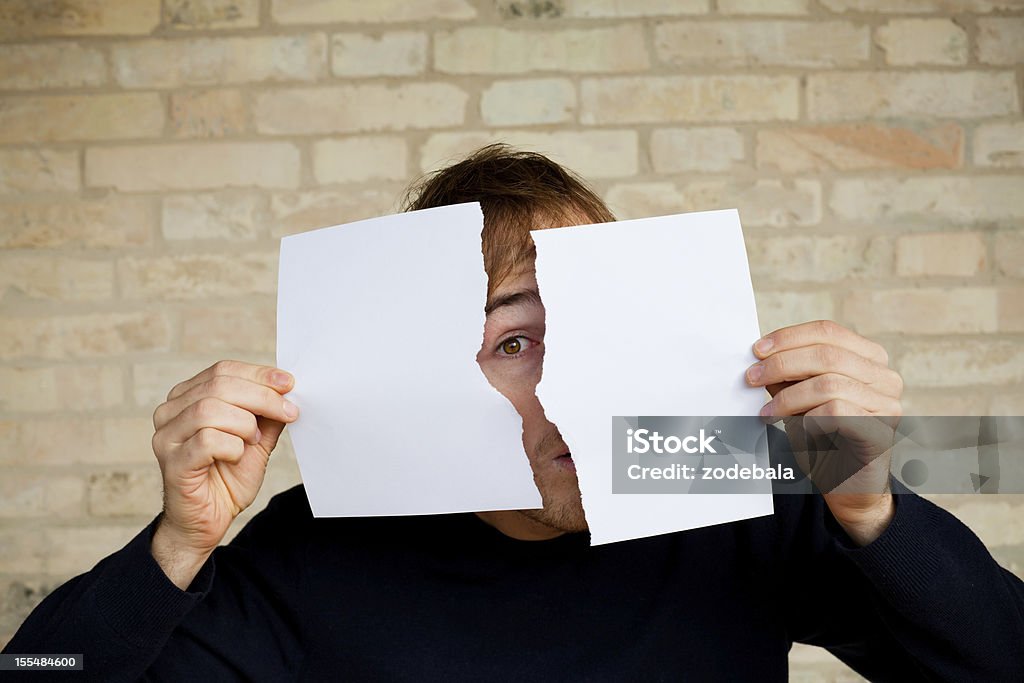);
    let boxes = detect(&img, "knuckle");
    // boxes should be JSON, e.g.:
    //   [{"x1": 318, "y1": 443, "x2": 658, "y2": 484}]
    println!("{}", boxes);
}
[
  {"x1": 191, "y1": 396, "x2": 220, "y2": 422},
  {"x1": 822, "y1": 400, "x2": 844, "y2": 416},
  {"x1": 151, "y1": 431, "x2": 167, "y2": 459},
  {"x1": 206, "y1": 374, "x2": 234, "y2": 396},
  {"x1": 166, "y1": 380, "x2": 187, "y2": 401},
  {"x1": 817, "y1": 344, "x2": 840, "y2": 367},
  {"x1": 193, "y1": 427, "x2": 218, "y2": 451},
  {"x1": 211, "y1": 359, "x2": 236, "y2": 377},
  {"x1": 816, "y1": 373, "x2": 845, "y2": 396},
  {"x1": 816, "y1": 319, "x2": 838, "y2": 338}
]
